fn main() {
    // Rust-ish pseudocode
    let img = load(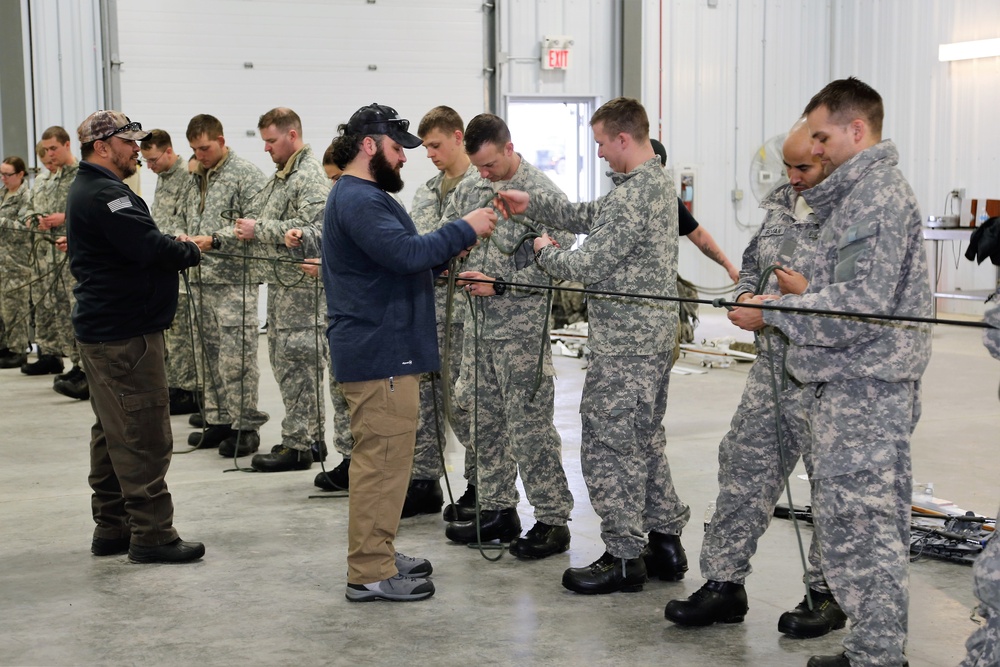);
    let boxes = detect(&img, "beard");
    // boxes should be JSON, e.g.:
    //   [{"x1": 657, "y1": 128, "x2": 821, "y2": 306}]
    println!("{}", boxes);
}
[
  {"x1": 369, "y1": 145, "x2": 404, "y2": 193},
  {"x1": 112, "y1": 150, "x2": 137, "y2": 179}
]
